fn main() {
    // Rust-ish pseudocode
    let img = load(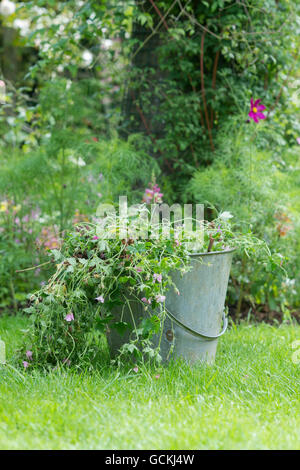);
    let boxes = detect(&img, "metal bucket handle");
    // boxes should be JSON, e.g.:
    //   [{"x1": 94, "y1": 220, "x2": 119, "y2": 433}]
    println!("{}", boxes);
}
[{"x1": 165, "y1": 307, "x2": 228, "y2": 341}]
